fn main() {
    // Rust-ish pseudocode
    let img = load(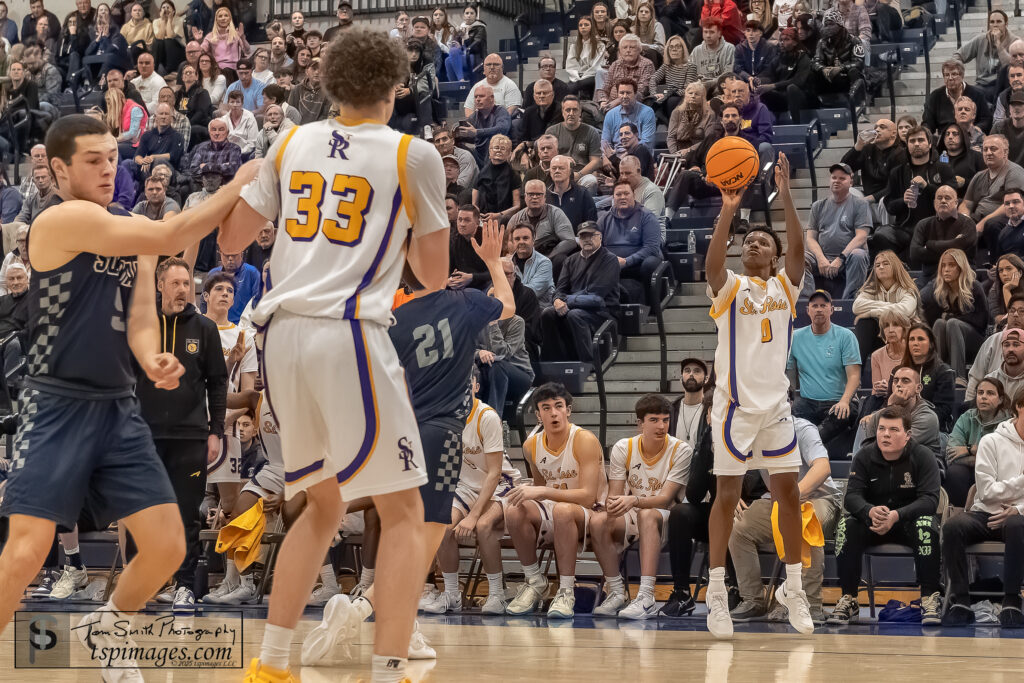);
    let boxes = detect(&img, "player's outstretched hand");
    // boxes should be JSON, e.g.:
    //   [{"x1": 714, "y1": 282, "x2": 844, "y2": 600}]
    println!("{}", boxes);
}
[
  {"x1": 146, "y1": 352, "x2": 185, "y2": 390},
  {"x1": 774, "y1": 152, "x2": 791, "y2": 194},
  {"x1": 472, "y1": 217, "x2": 505, "y2": 264},
  {"x1": 720, "y1": 186, "x2": 746, "y2": 211}
]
